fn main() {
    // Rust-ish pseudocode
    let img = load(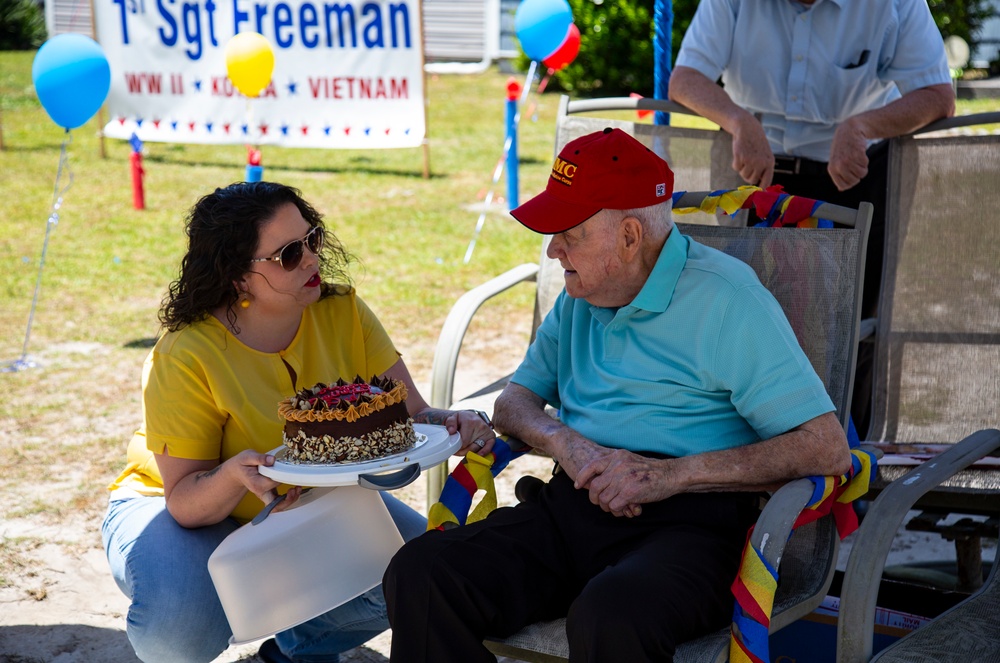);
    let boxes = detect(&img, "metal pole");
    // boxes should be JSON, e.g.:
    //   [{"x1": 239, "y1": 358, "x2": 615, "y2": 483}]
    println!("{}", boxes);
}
[
  {"x1": 505, "y1": 80, "x2": 520, "y2": 209},
  {"x1": 653, "y1": 0, "x2": 673, "y2": 127}
]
